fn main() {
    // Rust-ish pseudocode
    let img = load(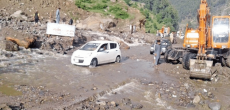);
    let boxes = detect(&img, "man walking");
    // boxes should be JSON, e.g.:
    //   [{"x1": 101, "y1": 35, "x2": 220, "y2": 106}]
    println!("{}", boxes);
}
[
  {"x1": 154, "y1": 40, "x2": 162, "y2": 66},
  {"x1": 56, "y1": 8, "x2": 60, "y2": 23}
]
